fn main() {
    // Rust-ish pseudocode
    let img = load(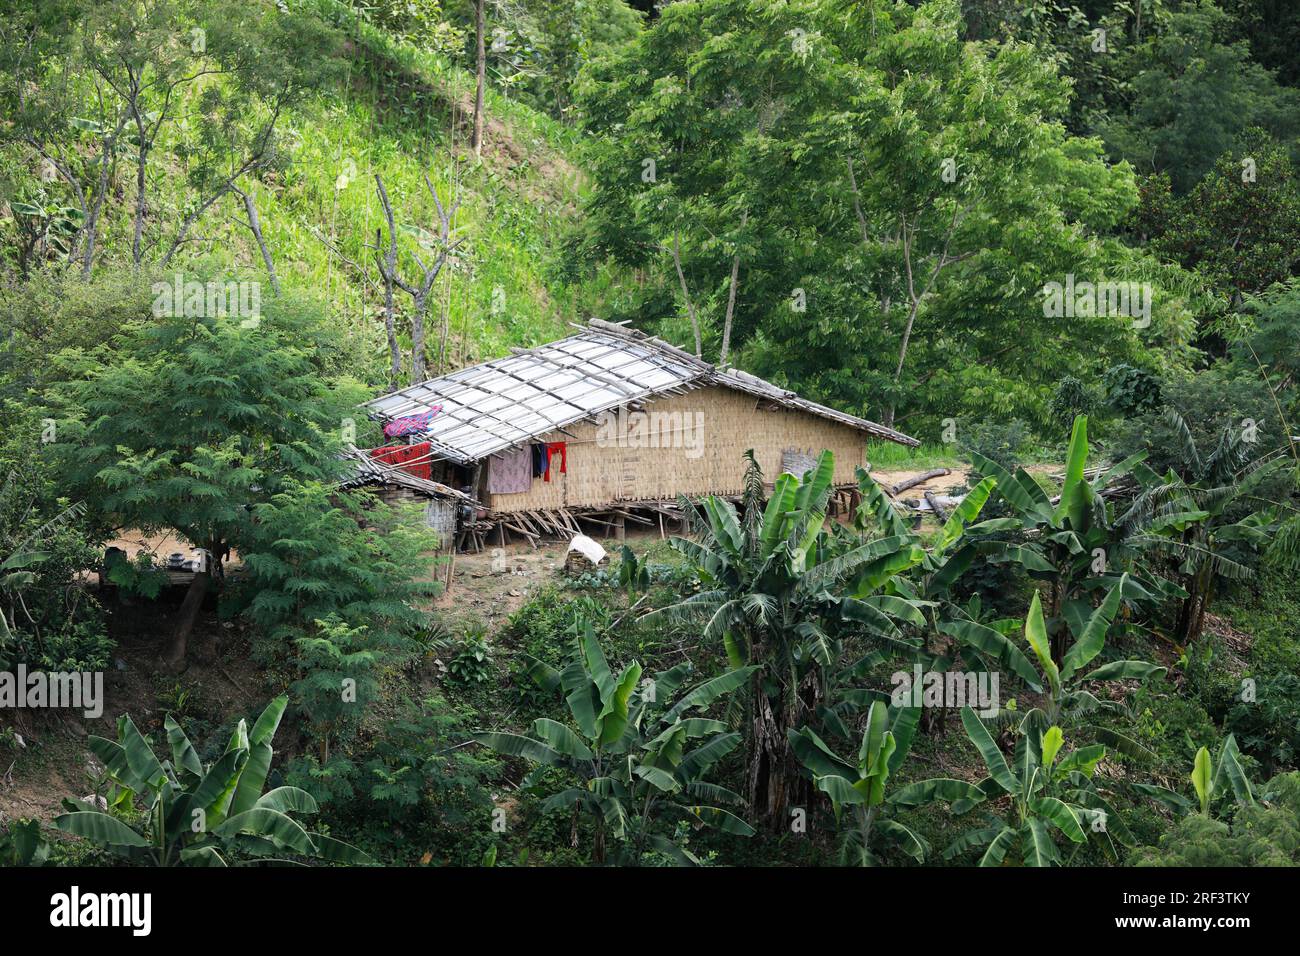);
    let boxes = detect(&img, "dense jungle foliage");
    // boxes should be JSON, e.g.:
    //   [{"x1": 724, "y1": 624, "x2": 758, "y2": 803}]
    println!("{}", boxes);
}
[{"x1": 0, "y1": 0, "x2": 1298, "y2": 871}]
